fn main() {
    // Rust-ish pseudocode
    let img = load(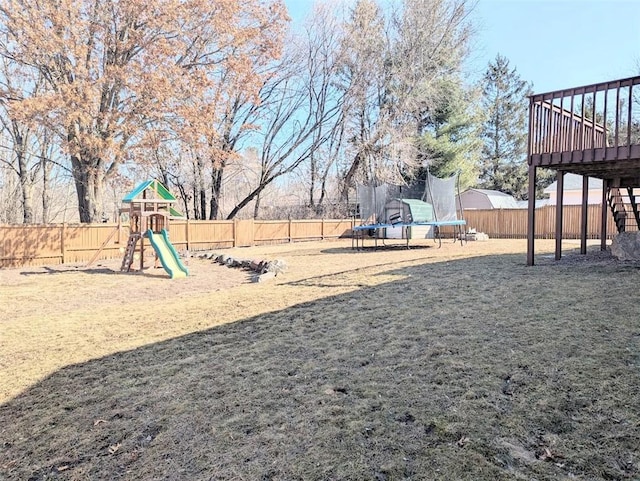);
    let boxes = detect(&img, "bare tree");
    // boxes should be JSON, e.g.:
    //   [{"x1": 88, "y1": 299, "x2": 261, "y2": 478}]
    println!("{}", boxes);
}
[
  {"x1": 303, "y1": 6, "x2": 347, "y2": 215},
  {"x1": 0, "y1": 59, "x2": 61, "y2": 224},
  {"x1": 0, "y1": 0, "x2": 288, "y2": 223},
  {"x1": 169, "y1": 2, "x2": 289, "y2": 220},
  {"x1": 0, "y1": 144, "x2": 20, "y2": 223},
  {"x1": 337, "y1": 0, "x2": 393, "y2": 197},
  {"x1": 225, "y1": 17, "x2": 345, "y2": 220},
  {"x1": 337, "y1": 0, "x2": 474, "y2": 196}
]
